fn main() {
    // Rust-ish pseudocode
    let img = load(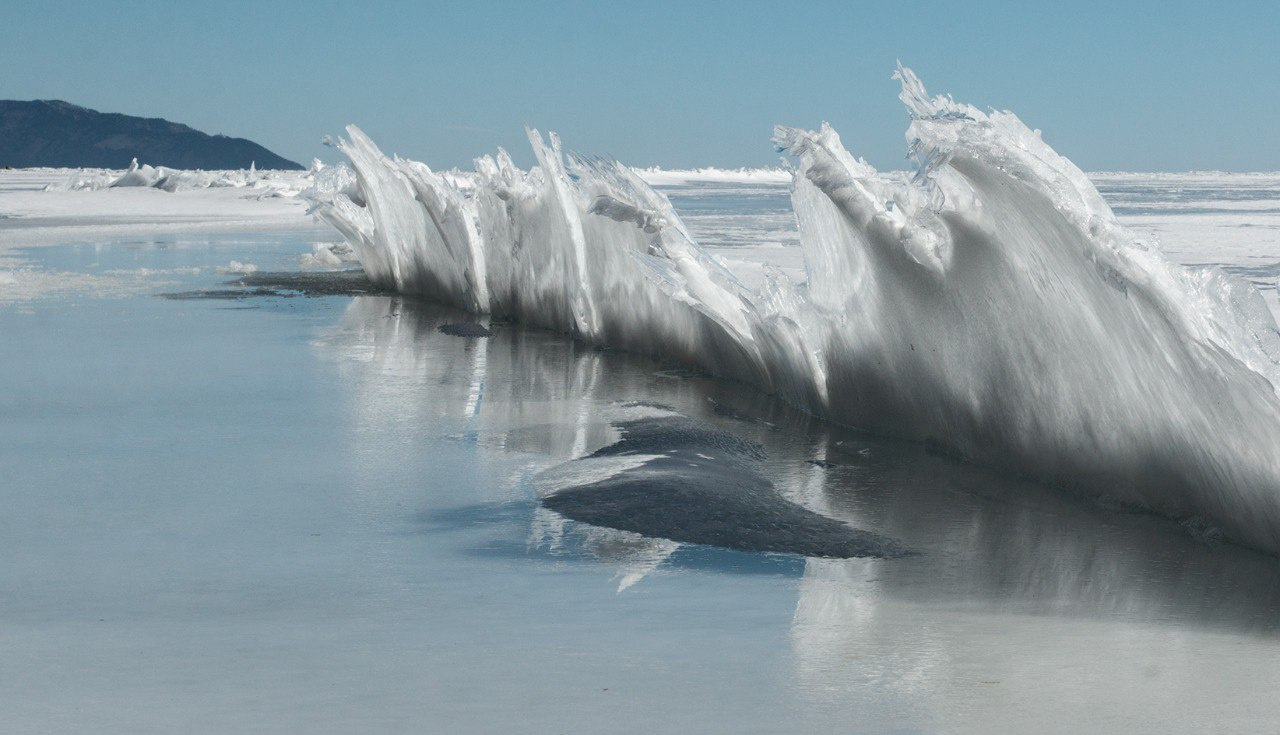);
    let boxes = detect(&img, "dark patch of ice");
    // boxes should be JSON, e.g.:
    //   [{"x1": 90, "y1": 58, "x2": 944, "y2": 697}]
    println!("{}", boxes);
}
[
  {"x1": 543, "y1": 415, "x2": 909, "y2": 559},
  {"x1": 437, "y1": 322, "x2": 493, "y2": 338},
  {"x1": 236, "y1": 269, "x2": 389, "y2": 296},
  {"x1": 158, "y1": 269, "x2": 391, "y2": 301},
  {"x1": 160, "y1": 287, "x2": 287, "y2": 300}
]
